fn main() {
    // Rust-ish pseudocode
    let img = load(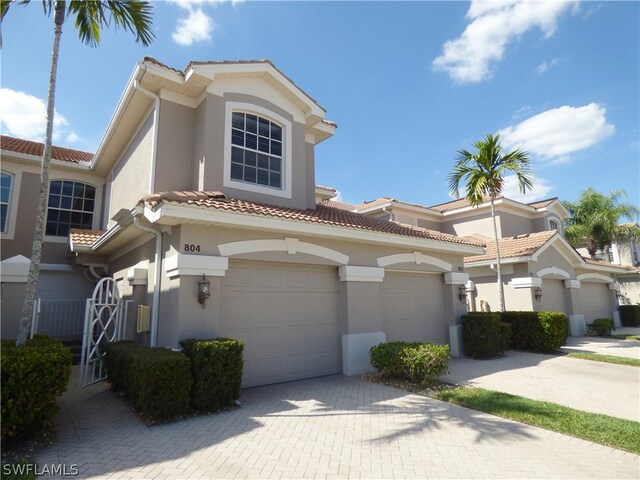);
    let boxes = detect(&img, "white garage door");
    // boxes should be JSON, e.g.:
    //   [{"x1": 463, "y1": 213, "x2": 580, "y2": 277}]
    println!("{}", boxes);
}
[
  {"x1": 579, "y1": 282, "x2": 612, "y2": 322},
  {"x1": 220, "y1": 260, "x2": 340, "y2": 388},
  {"x1": 540, "y1": 279, "x2": 566, "y2": 313},
  {"x1": 381, "y1": 271, "x2": 447, "y2": 344}
]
